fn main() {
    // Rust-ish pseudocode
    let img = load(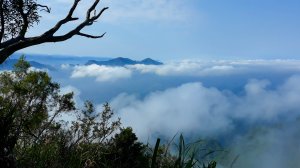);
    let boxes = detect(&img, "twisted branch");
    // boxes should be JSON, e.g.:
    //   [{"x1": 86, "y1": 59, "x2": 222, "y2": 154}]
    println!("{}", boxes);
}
[{"x1": 0, "y1": 0, "x2": 108, "y2": 64}]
